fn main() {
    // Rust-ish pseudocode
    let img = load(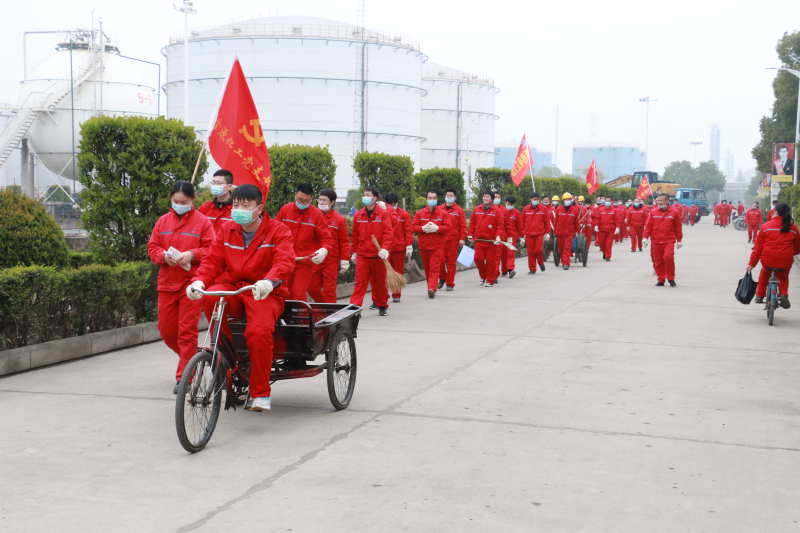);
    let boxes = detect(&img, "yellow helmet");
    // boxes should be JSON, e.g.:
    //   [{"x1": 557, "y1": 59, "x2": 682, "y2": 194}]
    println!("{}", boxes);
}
[
  {"x1": 552, "y1": 195, "x2": 560, "y2": 201},
  {"x1": 578, "y1": 195, "x2": 585, "y2": 202},
  {"x1": 562, "y1": 192, "x2": 573, "y2": 200}
]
